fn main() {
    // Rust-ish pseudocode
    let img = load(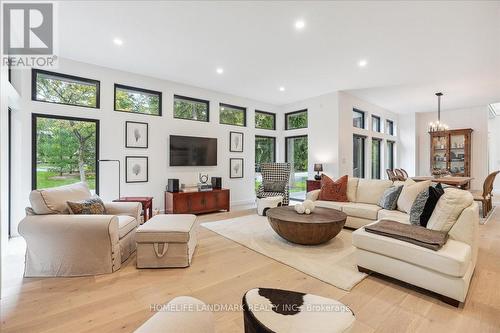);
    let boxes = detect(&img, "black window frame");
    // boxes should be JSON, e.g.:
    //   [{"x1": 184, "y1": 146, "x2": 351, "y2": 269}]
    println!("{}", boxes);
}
[
  {"x1": 387, "y1": 140, "x2": 395, "y2": 171},
  {"x1": 219, "y1": 103, "x2": 247, "y2": 127},
  {"x1": 114, "y1": 83, "x2": 162, "y2": 116},
  {"x1": 386, "y1": 119, "x2": 394, "y2": 135},
  {"x1": 285, "y1": 109, "x2": 308, "y2": 130},
  {"x1": 255, "y1": 110, "x2": 276, "y2": 130},
  {"x1": 31, "y1": 113, "x2": 100, "y2": 194},
  {"x1": 255, "y1": 135, "x2": 277, "y2": 170},
  {"x1": 173, "y1": 94, "x2": 210, "y2": 122},
  {"x1": 372, "y1": 115, "x2": 381, "y2": 132},
  {"x1": 31, "y1": 68, "x2": 101, "y2": 109},
  {"x1": 353, "y1": 108, "x2": 365, "y2": 129},
  {"x1": 353, "y1": 134, "x2": 366, "y2": 178},
  {"x1": 371, "y1": 138, "x2": 382, "y2": 179}
]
